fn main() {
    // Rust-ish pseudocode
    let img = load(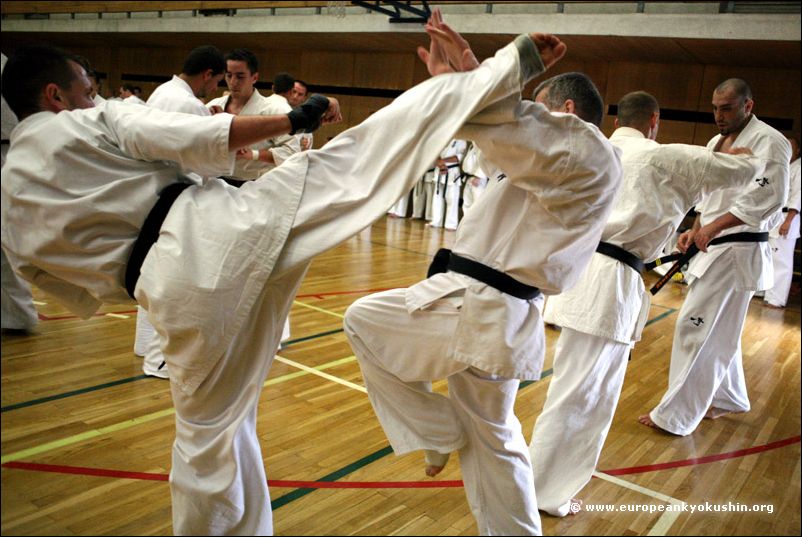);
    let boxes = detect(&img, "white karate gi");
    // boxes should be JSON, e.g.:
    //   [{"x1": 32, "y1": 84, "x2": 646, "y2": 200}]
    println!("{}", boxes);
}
[
  {"x1": 207, "y1": 90, "x2": 301, "y2": 180},
  {"x1": 2, "y1": 36, "x2": 543, "y2": 535},
  {"x1": 532, "y1": 127, "x2": 763, "y2": 516},
  {"x1": 147, "y1": 75, "x2": 211, "y2": 117},
  {"x1": 443, "y1": 139, "x2": 468, "y2": 230},
  {"x1": 765, "y1": 156, "x2": 800, "y2": 307},
  {"x1": 1, "y1": 52, "x2": 38, "y2": 331},
  {"x1": 345, "y1": 81, "x2": 623, "y2": 533},
  {"x1": 131, "y1": 75, "x2": 215, "y2": 378},
  {"x1": 412, "y1": 165, "x2": 437, "y2": 220},
  {"x1": 388, "y1": 188, "x2": 412, "y2": 217},
  {"x1": 461, "y1": 143, "x2": 489, "y2": 213},
  {"x1": 650, "y1": 115, "x2": 791, "y2": 436},
  {"x1": 123, "y1": 94, "x2": 147, "y2": 105}
]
